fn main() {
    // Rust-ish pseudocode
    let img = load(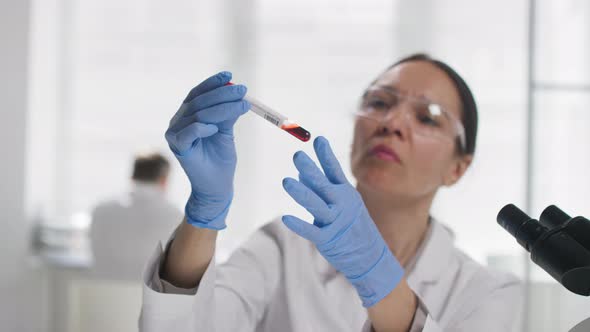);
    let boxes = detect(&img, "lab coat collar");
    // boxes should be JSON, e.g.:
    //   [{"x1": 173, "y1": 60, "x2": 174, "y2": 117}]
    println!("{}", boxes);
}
[
  {"x1": 406, "y1": 218, "x2": 455, "y2": 285},
  {"x1": 317, "y1": 217, "x2": 456, "y2": 288}
]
